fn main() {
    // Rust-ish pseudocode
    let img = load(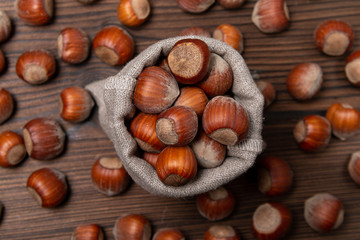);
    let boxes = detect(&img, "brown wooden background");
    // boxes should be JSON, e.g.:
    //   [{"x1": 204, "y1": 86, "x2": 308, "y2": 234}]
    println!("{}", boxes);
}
[{"x1": 1, "y1": 0, "x2": 360, "y2": 239}]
